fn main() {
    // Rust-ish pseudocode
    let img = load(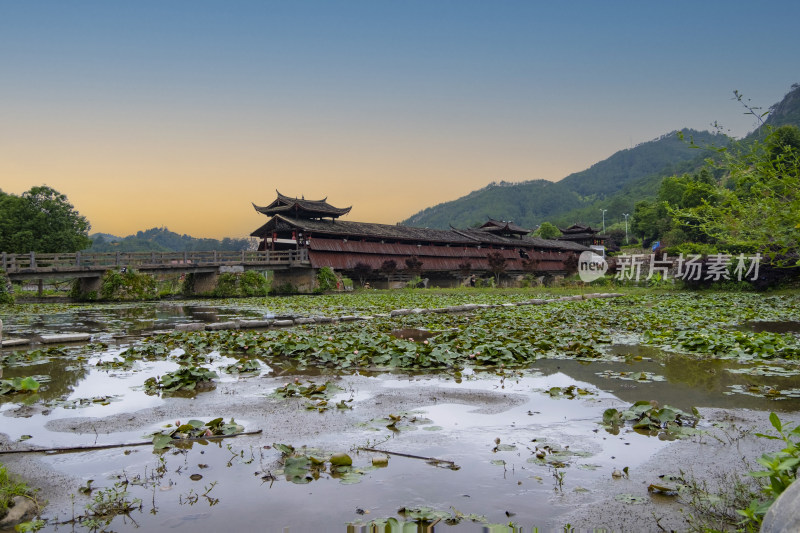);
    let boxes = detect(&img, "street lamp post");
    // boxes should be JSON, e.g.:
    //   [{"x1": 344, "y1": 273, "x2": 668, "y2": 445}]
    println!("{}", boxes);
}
[
  {"x1": 623, "y1": 213, "x2": 630, "y2": 244},
  {"x1": 600, "y1": 209, "x2": 607, "y2": 234}
]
